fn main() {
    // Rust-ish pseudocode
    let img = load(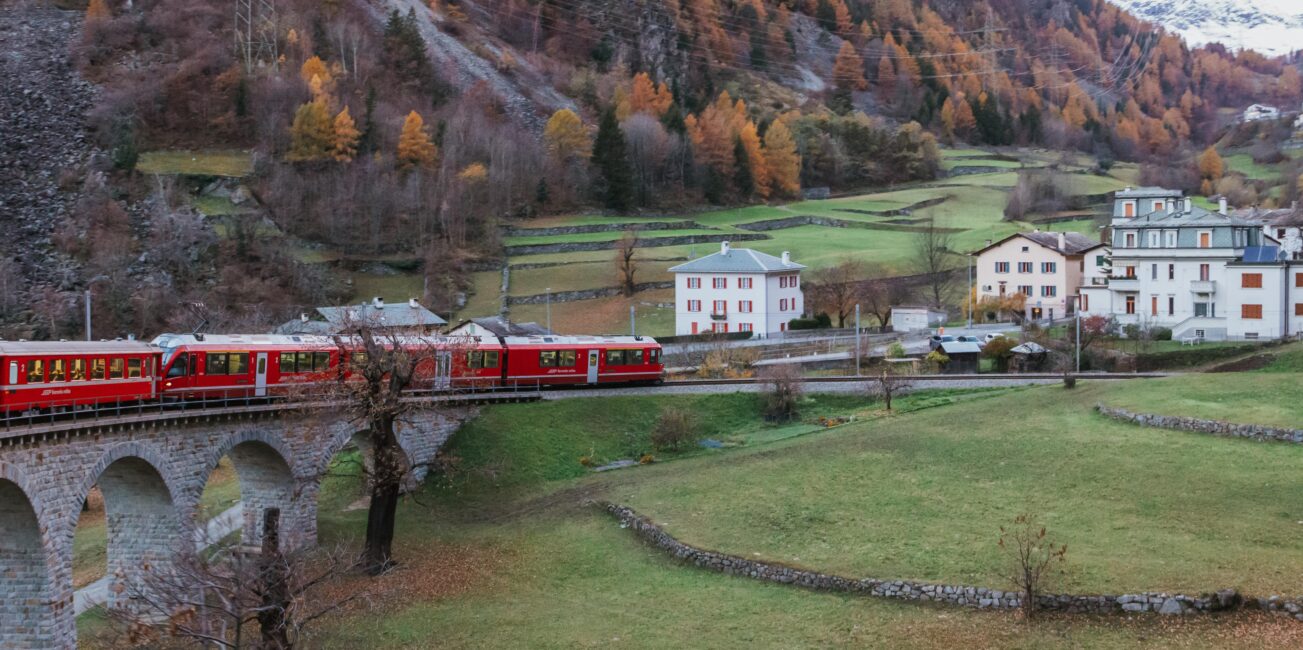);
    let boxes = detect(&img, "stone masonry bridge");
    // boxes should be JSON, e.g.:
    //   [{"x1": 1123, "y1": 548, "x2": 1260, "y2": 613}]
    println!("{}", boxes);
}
[{"x1": 0, "y1": 394, "x2": 528, "y2": 649}]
